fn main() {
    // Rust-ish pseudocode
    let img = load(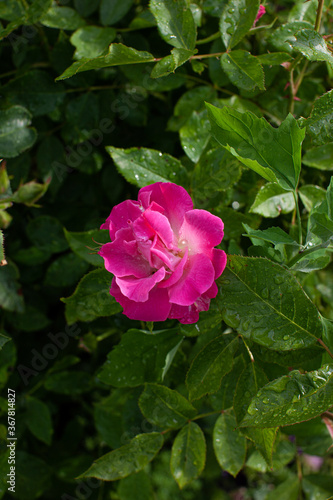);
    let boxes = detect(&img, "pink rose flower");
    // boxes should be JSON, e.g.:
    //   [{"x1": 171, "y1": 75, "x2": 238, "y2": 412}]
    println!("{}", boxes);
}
[{"x1": 99, "y1": 182, "x2": 227, "y2": 324}]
